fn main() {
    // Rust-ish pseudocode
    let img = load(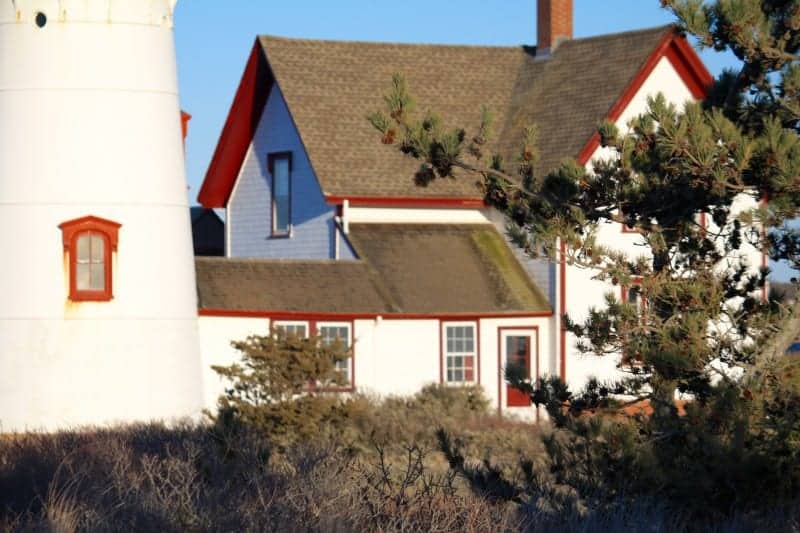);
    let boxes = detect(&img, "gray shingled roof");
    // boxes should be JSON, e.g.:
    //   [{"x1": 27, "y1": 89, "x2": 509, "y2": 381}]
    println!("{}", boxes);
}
[
  {"x1": 196, "y1": 258, "x2": 391, "y2": 313},
  {"x1": 347, "y1": 224, "x2": 550, "y2": 314},
  {"x1": 196, "y1": 224, "x2": 551, "y2": 315},
  {"x1": 258, "y1": 26, "x2": 670, "y2": 199}
]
